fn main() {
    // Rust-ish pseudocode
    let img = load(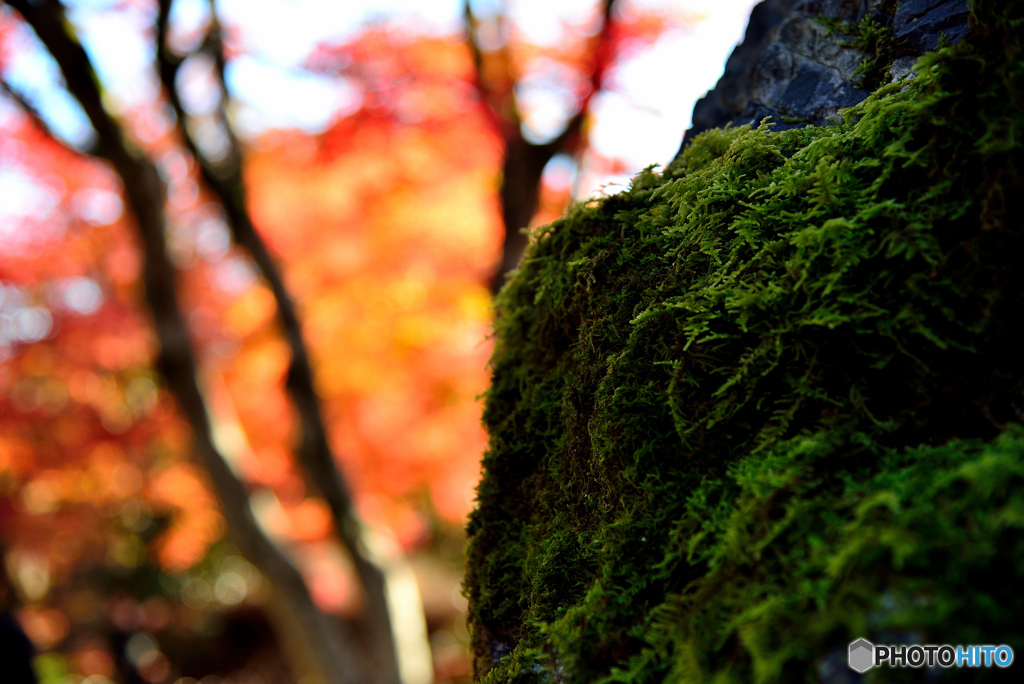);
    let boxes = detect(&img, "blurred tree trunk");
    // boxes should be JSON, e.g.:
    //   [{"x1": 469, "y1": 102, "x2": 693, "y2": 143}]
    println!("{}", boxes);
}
[
  {"x1": 154, "y1": 3, "x2": 430, "y2": 683},
  {"x1": 4, "y1": 2, "x2": 429, "y2": 683}
]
